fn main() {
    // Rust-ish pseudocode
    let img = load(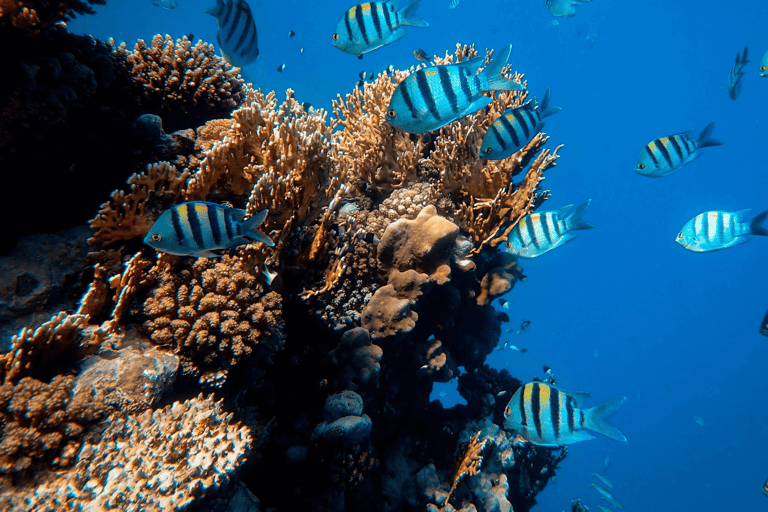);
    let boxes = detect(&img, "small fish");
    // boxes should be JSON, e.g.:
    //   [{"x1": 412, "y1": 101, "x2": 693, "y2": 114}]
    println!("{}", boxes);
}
[
  {"x1": 505, "y1": 328, "x2": 513, "y2": 333},
  {"x1": 590, "y1": 483, "x2": 617, "y2": 502},
  {"x1": 300, "y1": 47, "x2": 304, "y2": 55},
  {"x1": 332, "y1": 0, "x2": 428, "y2": 57},
  {"x1": 499, "y1": 298, "x2": 510, "y2": 309},
  {"x1": 509, "y1": 345, "x2": 527, "y2": 353},
  {"x1": 505, "y1": 200, "x2": 593, "y2": 258},
  {"x1": 600, "y1": 496, "x2": 624, "y2": 510},
  {"x1": 635, "y1": 122, "x2": 722, "y2": 177},
  {"x1": 206, "y1": 0, "x2": 259, "y2": 68},
  {"x1": 760, "y1": 50, "x2": 768, "y2": 77},
  {"x1": 497, "y1": 390, "x2": 507, "y2": 397},
  {"x1": 369, "y1": 72, "x2": 374, "y2": 79},
  {"x1": 289, "y1": 29, "x2": 296, "y2": 38},
  {"x1": 596, "y1": 505, "x2": 613, "y2": 512},
  {"x1": 277, "y1": 63, "x2": 285, "y2": 72},
  {"x1": 480, "y1": 87, "x2": 561, "y2": 160},
  {"x1": 387, "y1": 44, "x2": 523, "y2": 134},
  {"x1": 516, "y1": 320, "x2": 530, "y2": 335},
  {"x1": 187, "y1": 33, "x2": 194, "y2": 40},
  {"x1": 676, "y1": 209, "x2": 768, "y2": 252},
  {"x1": 760, "y1": 308, "x2": 768, "y2": 337},
  {"x1": 414, "y1": 48, "x2": 428, "y2": 61},
  {"x1": 153, "y1": 0, "x2": 178, "y2": 9},
  {"x1": 726, "y1": 45, "x2": 749, "y2": 100},
  {"x1": 694, "y1": 415, "x2": 706, "y2": 427},
  {"x1": 546, "y1": 0, "x2": 593, "y2": 17},
  {"x1": 593, "y1": 473, "x2": 614, "y2": 489},
  {"x1": 503, "y1": 381, "x2": 627, "y2": 446},
  {"x1": 144, "y1": 201, "x2": 273, "y2": 257},
  {"x1": 448, "y1": 0, "x2": 460, "y2": 8},
  {"x1": 604, "y1": 456, "x2": 611, "y2": 470},
  {"x1": 359, "y1": 70, "x2": 368, "y2": 80},
  {"x1": 762, "y1": 476, "x2": 768, "y2": 498}
]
